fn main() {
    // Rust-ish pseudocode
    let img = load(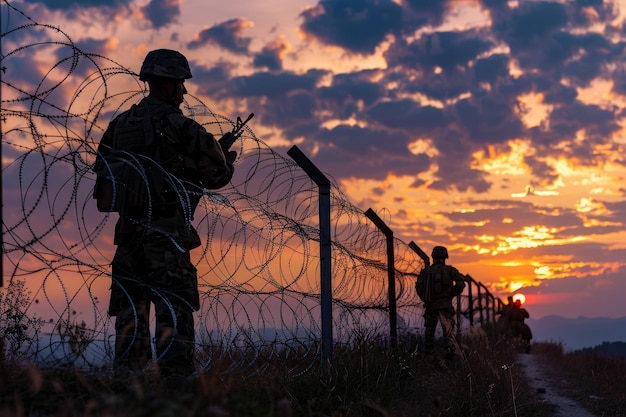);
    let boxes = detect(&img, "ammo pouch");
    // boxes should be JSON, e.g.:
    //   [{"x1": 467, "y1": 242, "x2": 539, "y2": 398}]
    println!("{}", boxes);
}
[
  {"x1": 94, "y1": 155, "x2": 150, "y2": 214},
  {"x1": 94, "y1": 102, "x2": 194, "y2": 217},
  {"x1": 418, "y1": 264, "x2": 452, "y2": 302}
]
